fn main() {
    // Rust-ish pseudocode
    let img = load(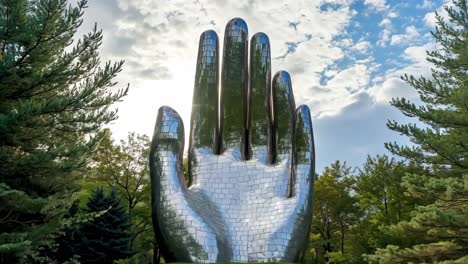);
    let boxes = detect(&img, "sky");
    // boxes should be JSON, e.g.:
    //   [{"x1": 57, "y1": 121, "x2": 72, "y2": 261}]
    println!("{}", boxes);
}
[{"x1": 76, "y1": 0, "x2": 449, "y2": 172}]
